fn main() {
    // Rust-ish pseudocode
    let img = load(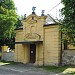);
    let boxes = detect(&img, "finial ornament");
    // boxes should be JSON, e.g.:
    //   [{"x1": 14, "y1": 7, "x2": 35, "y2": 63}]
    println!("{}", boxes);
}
[
  {"x1": 41, "y1": 10, "x2": 45, "y2": 16},
  {"x1": 24, "y1": 14, "x2": 26, "y2": 19},
  {"x1": 32, "y1": 6, "x2": 36, "y2": 14}
]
